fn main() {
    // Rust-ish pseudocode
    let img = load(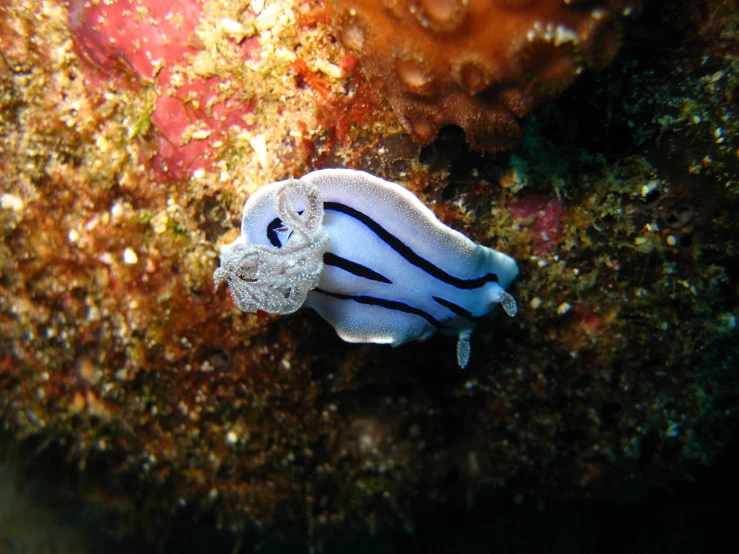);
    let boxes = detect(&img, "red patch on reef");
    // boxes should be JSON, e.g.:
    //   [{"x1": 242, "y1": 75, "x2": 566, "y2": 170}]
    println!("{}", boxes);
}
[
  {"x1": 68, "y1": 0, "x2": 202, "y2": 79},
  {"x1": 69, "y1": 0, "x2": 257, "y2": 181},
  {"x1": 291, "y1": 50, "x2": 382, "y2": 167},
  {"x1": 509, "y1": 195, "x2": 564, "y2": 256},
  {"x1": 315, "y1": 56, "x2": 379, "y2": 146},
  {"x1": 571, "y1": 303, "x2": 606, "y2": 336},
  {"x1": 292, "y1": 58, "x2": 332, "y2": 99}
]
